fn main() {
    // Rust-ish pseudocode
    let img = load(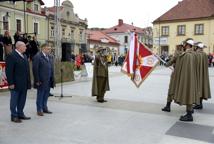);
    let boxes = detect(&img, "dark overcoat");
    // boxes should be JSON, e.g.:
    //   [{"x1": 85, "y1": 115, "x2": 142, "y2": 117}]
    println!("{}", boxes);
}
[
  {"x1": 32, "y1": 52, "x2": 55, "y2": 89},
  {"x1": 5, "y1": 50, "x2": 31, "y2": 91}
]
